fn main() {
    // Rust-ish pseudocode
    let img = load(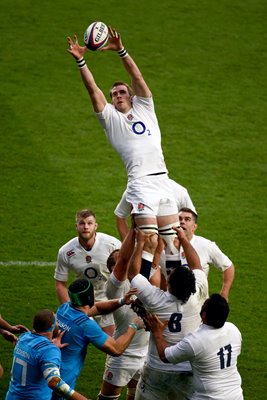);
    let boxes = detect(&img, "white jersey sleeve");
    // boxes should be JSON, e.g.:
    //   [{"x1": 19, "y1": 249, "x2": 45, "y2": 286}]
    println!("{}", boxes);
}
[
  {"x1": 181, "y1": 235, "x2": 232, "y2": 276},
  {"x1": 165, "y1": 336, "x2": 195, "y2": 364},
  {"x1": 55, "y1": 237, "x2": 78, "y2": 282}
]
